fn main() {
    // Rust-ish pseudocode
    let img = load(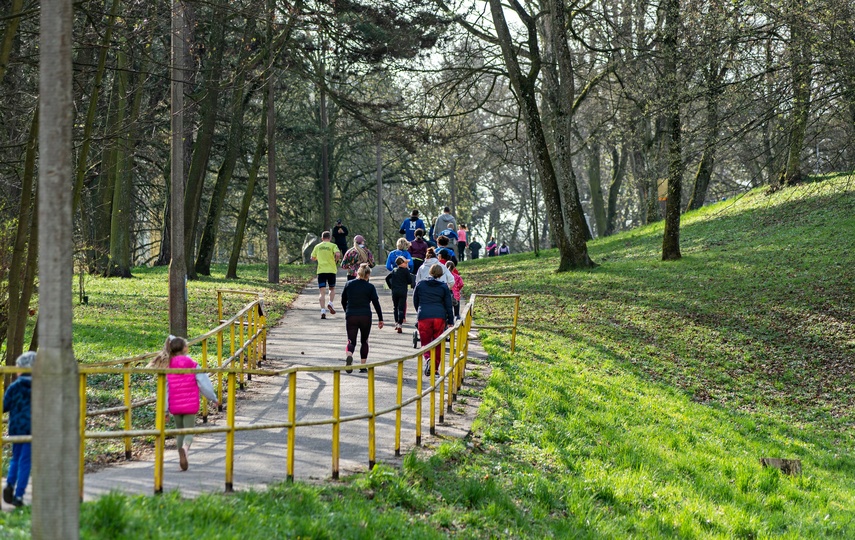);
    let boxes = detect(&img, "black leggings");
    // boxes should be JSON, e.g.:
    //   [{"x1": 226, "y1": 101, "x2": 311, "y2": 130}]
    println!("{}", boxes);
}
[
  {"x1": 346, "y1": 315, "x2": 372, "y2": 359},
  {"x1": 392, "y1": 291, "x2": 407, "y2": 324}
]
